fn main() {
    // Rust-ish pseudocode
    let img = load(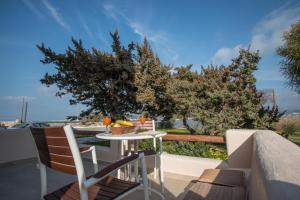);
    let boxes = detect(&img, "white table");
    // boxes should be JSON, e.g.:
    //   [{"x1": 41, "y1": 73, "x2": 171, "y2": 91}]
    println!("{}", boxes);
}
[{"x1": 96, "y1": 131, "x2": 166, "y2": 193}]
